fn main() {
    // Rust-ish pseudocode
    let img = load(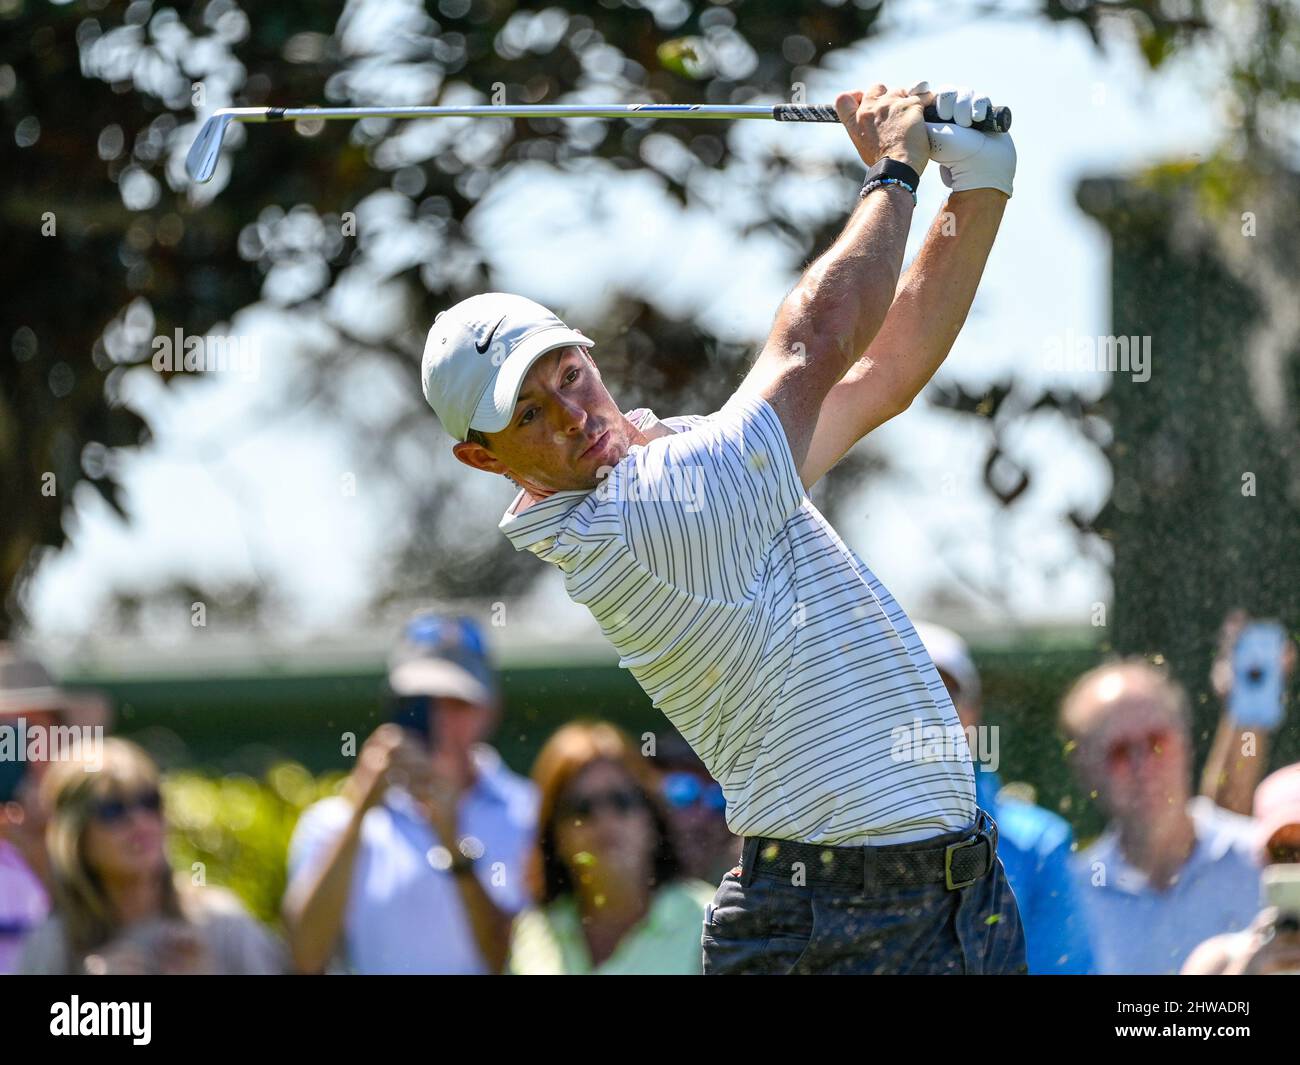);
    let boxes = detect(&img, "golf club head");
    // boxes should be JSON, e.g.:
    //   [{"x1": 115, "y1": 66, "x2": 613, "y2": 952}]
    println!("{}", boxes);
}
[{"x1": 185, "y1": 111, "x2": 235, "y2": 184}]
